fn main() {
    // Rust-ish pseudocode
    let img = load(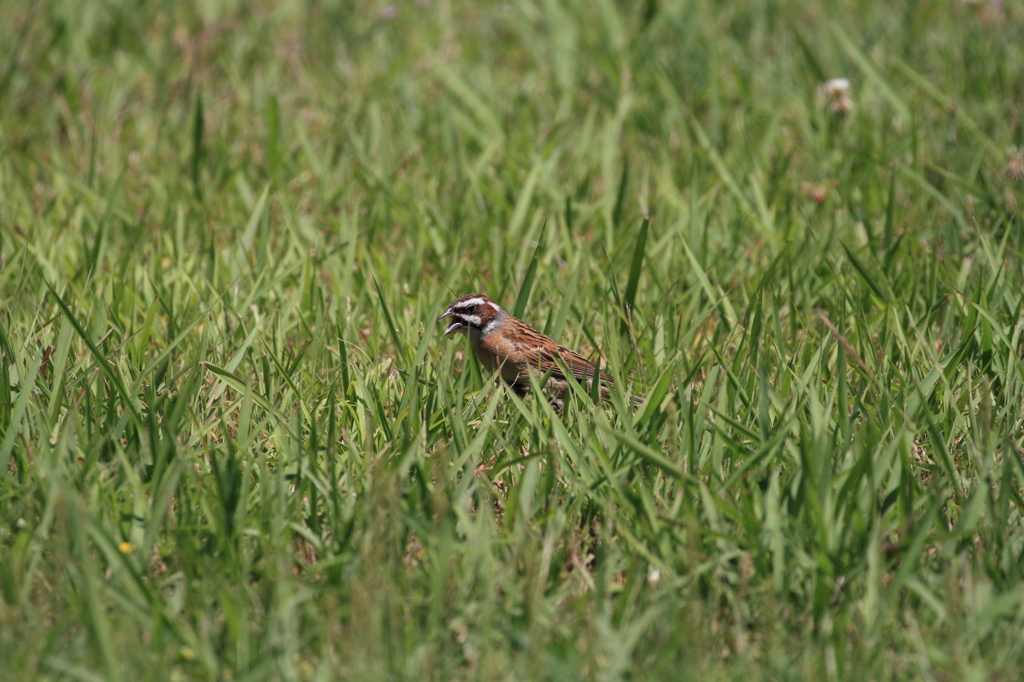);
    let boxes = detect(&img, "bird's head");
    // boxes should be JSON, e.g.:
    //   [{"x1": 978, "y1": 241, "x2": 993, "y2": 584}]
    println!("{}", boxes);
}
[{"x1": 438, "y1": 294, "x2": 502, "y2": 336}]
